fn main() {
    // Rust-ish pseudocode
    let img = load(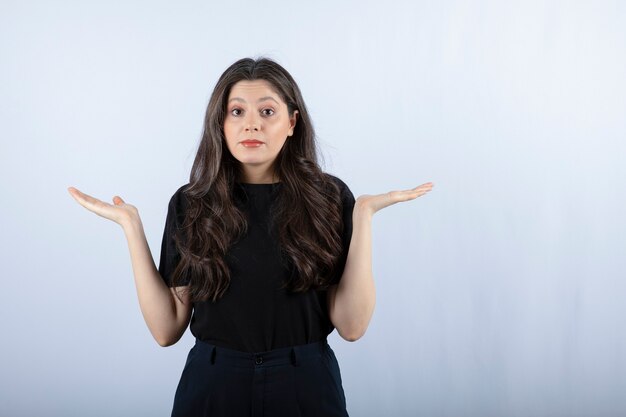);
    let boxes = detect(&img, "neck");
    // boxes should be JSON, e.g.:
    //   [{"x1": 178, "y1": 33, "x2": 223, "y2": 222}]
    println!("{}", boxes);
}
[{"x1": 239, "y1": 168, "x2": 279, "y2": 184}]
